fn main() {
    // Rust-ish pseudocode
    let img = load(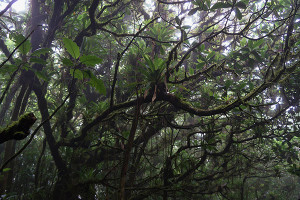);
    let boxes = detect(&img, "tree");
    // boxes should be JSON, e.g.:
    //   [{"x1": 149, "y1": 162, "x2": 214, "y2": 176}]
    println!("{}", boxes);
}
[{"x1": 0, "y1": 0, "x2": 299, "y2": 199}]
